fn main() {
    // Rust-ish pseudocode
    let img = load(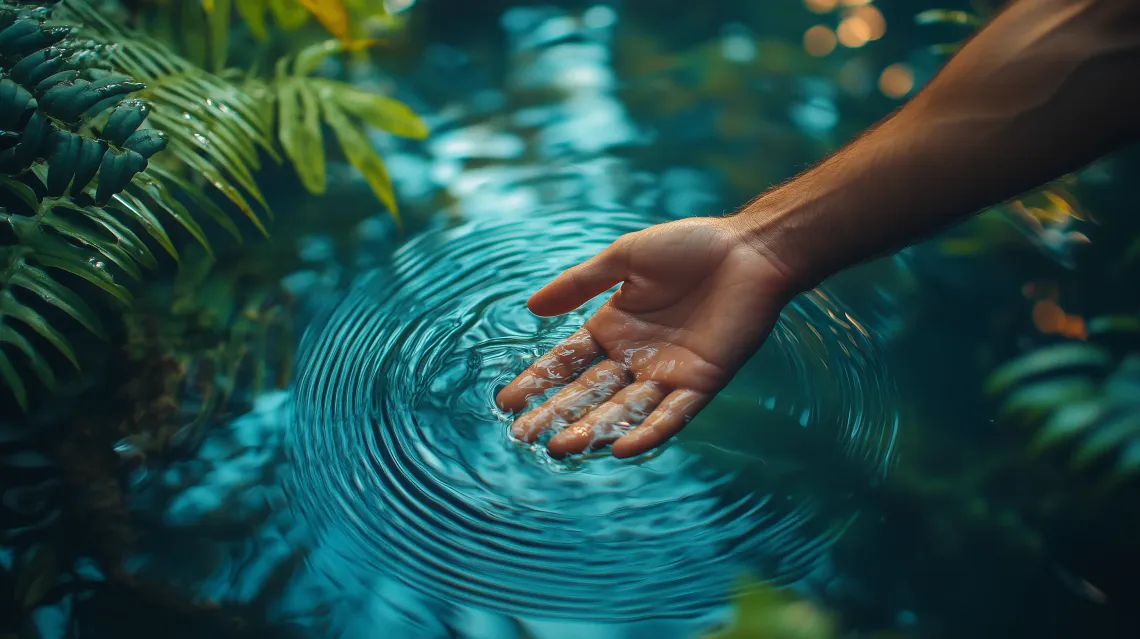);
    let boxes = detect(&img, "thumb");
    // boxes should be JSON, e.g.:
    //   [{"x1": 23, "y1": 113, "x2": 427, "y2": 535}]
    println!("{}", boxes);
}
[{"x1": 528, "y1": 242, "x2": 627, "y2": 317}]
